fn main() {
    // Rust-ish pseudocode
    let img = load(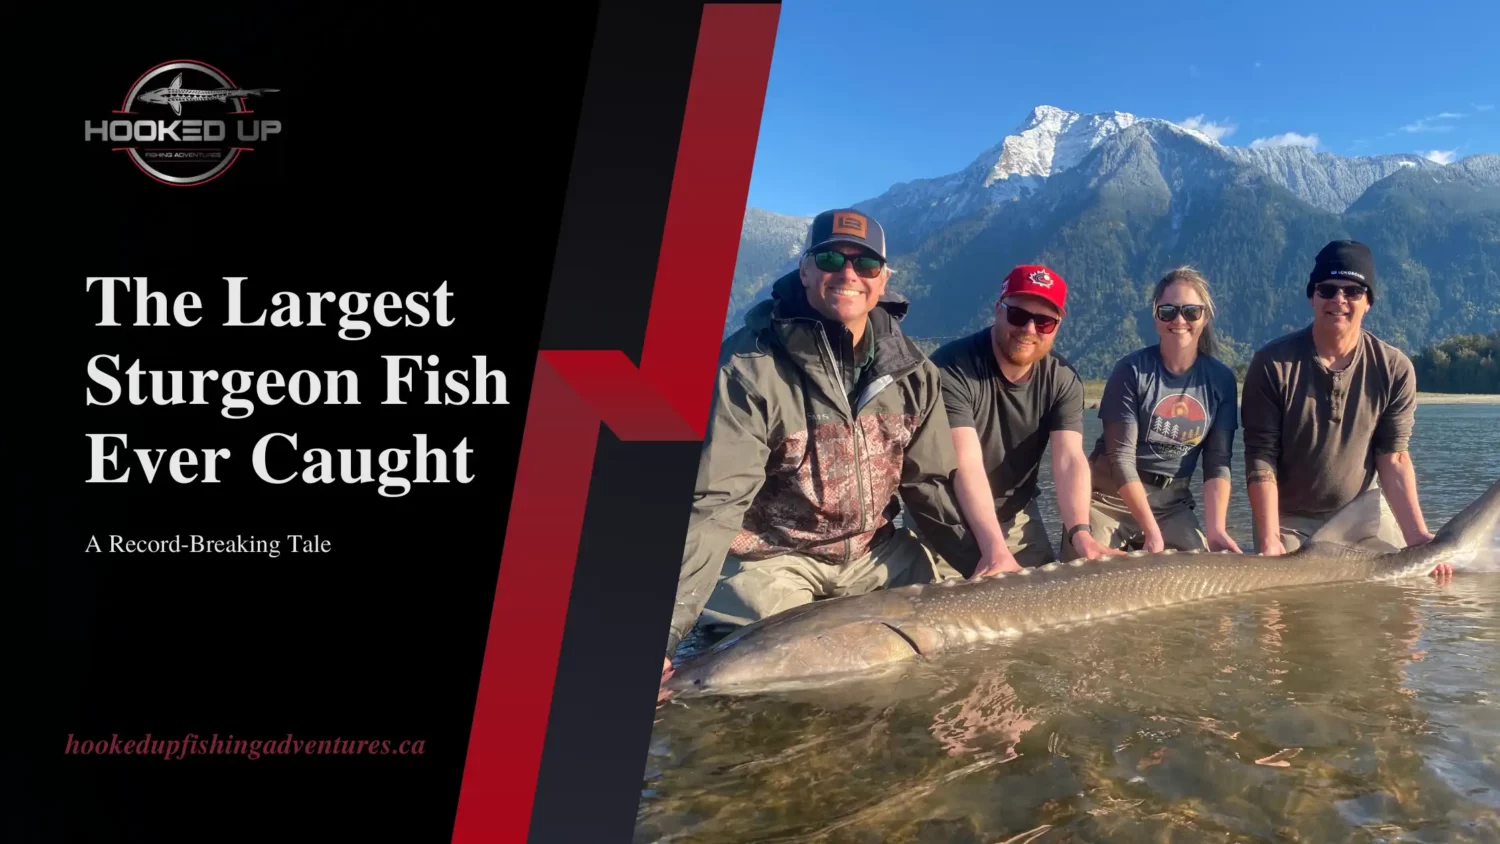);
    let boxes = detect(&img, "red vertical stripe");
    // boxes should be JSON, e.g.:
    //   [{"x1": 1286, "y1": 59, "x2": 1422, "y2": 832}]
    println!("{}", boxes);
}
[
  {"x1": 638, "y1": 3, "x2": 784, "y2": 437},
  {"x1": 450, "y1": 357, "x2": 601, "y2": 844},
  {"x1": 449, "y1": 5, "x2": 781, "y2": 843}
]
